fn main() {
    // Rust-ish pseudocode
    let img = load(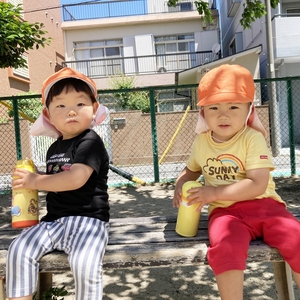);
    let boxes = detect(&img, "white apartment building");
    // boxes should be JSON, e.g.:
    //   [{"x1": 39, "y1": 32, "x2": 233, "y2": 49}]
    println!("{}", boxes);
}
[
  {"x1": 217, "y1": 0, "x2": 300, "y2": 78},
  {"x1": 217, "y1": 0, "x2": 300, "y2": 149},
  {"x1": 61, "y1": 0, "x2": 220, "y2": 89}
]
